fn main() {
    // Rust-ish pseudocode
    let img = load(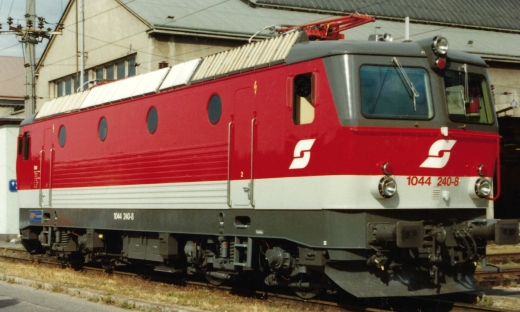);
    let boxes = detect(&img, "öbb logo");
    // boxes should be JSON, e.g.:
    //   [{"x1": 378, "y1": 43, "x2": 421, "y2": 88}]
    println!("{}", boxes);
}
[
  {"x1": 289, "y1": 139, "x2": 316, "y2": 169},
  {"x1": 420, "y1": 139, "x2": 457, "y2": 168}
]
